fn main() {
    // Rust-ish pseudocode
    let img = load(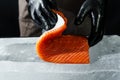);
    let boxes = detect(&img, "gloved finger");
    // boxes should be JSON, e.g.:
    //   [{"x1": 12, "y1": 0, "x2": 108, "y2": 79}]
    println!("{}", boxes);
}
[
  {"x1": 40, "y1": 1, "x2": 57, "y2": 25},
  {"x1": 33, "y1": 9, "x2": 49, "y2": 30},
  {"x1": 88, "y1": 10, "x2": 101, "y2": 46},
  {"x1": 37, "y1": 6, "x2": 57, "y2": 30},
  {"x1": 74, "y1": 2, "x2": 90, "y2": 25},
  {"x1": 39, "y1": 5, "x2": 57, "y2": 30},
  {"x1": 89, "y1": 15, "x2": 104, "y2": 46}
]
